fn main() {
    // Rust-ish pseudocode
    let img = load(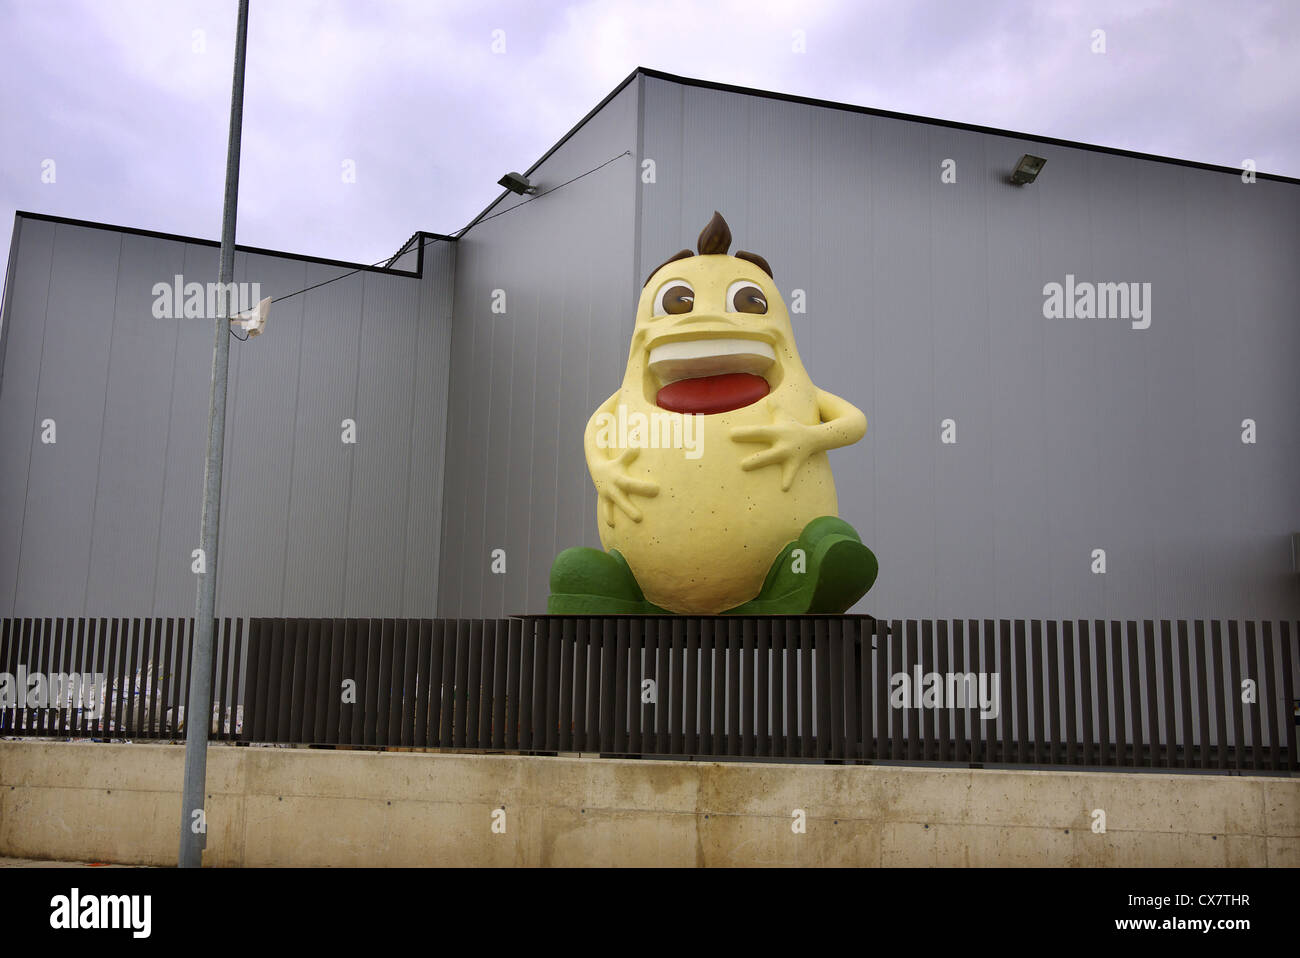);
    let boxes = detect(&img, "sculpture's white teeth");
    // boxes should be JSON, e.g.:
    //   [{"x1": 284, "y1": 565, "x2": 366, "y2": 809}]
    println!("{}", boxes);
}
[{"x1": 648, "y1": 338, "x2": 776, "y2": 384}]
